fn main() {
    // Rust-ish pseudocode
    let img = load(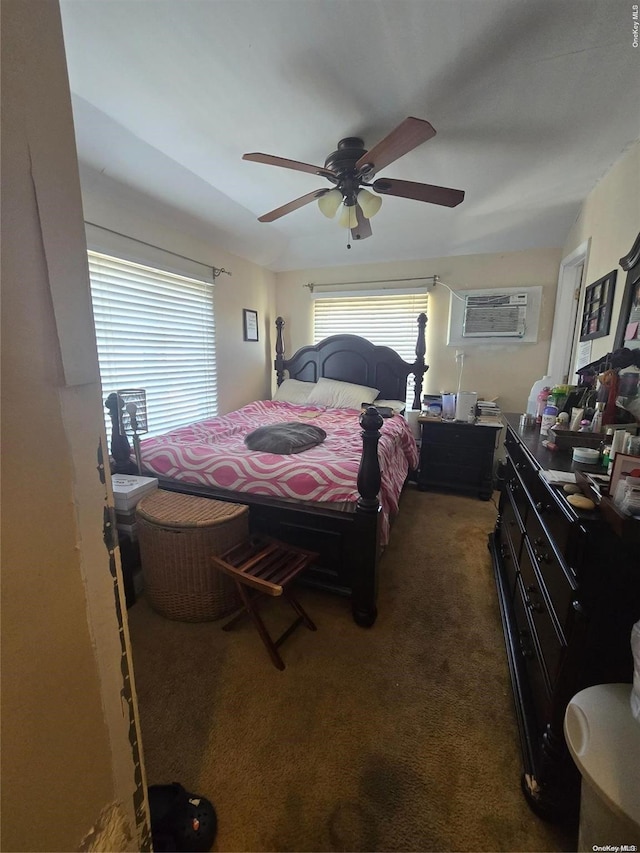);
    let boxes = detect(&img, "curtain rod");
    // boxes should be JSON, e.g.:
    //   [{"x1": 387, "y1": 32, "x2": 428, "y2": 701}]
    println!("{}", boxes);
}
[
  {"x1": 305, "y1": 275, "x2": 439, "y2": 292},
  {"x1": 84, "y1": 221, "x2": 232, "y2": 279}
]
